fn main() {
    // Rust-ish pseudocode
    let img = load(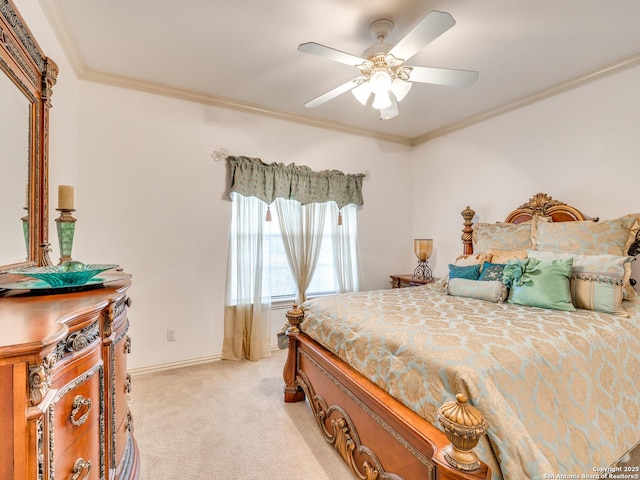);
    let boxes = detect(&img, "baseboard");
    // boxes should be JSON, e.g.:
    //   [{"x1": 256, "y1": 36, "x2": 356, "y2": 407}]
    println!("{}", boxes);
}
[{"x1": 129, "y1": 344, "x2": 283, "y2": 376}]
